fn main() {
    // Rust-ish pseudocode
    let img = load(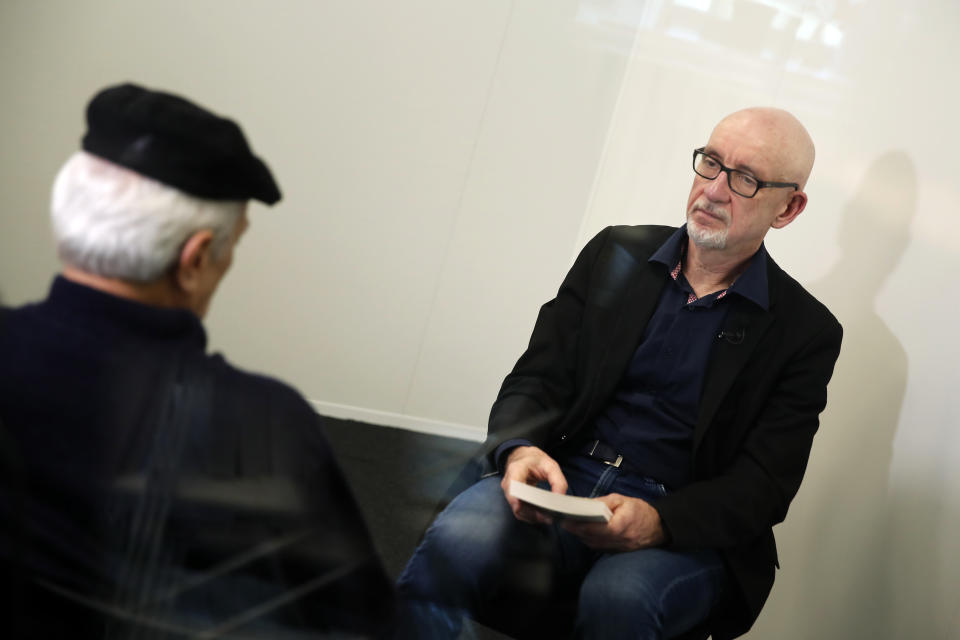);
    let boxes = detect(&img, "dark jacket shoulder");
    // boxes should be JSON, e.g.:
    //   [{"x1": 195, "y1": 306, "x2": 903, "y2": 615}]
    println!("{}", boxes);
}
[{"x1": 766, "y1": 254, "x2": 841, "y2": 336}]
